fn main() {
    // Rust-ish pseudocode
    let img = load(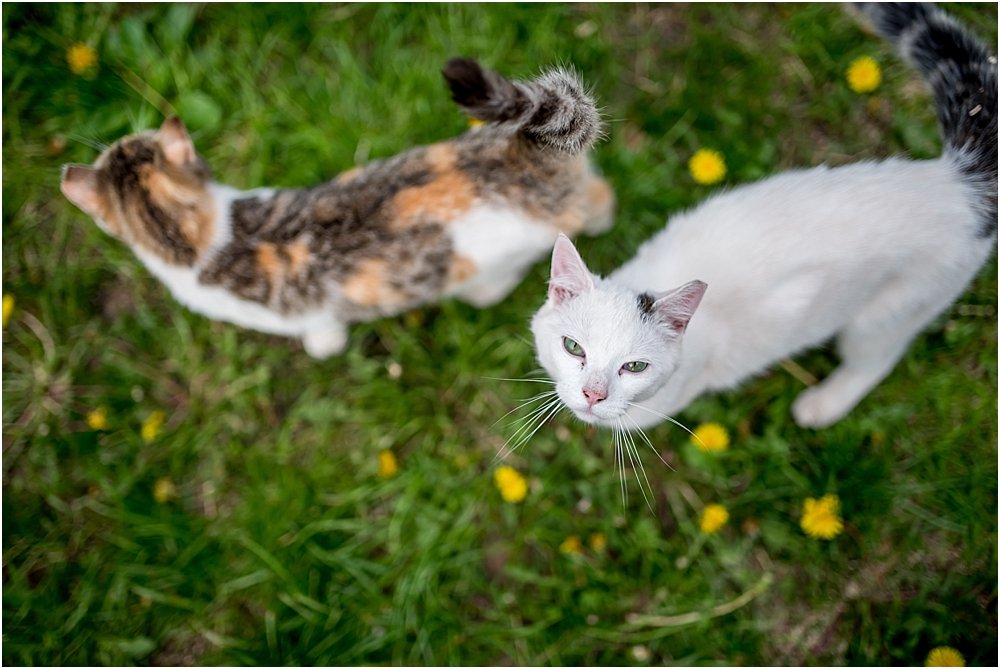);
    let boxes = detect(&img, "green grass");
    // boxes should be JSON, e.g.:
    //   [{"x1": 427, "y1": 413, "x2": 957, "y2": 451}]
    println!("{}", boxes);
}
[{"x1": 3, "y1": 2, "x2": 997, "y2": 665}]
